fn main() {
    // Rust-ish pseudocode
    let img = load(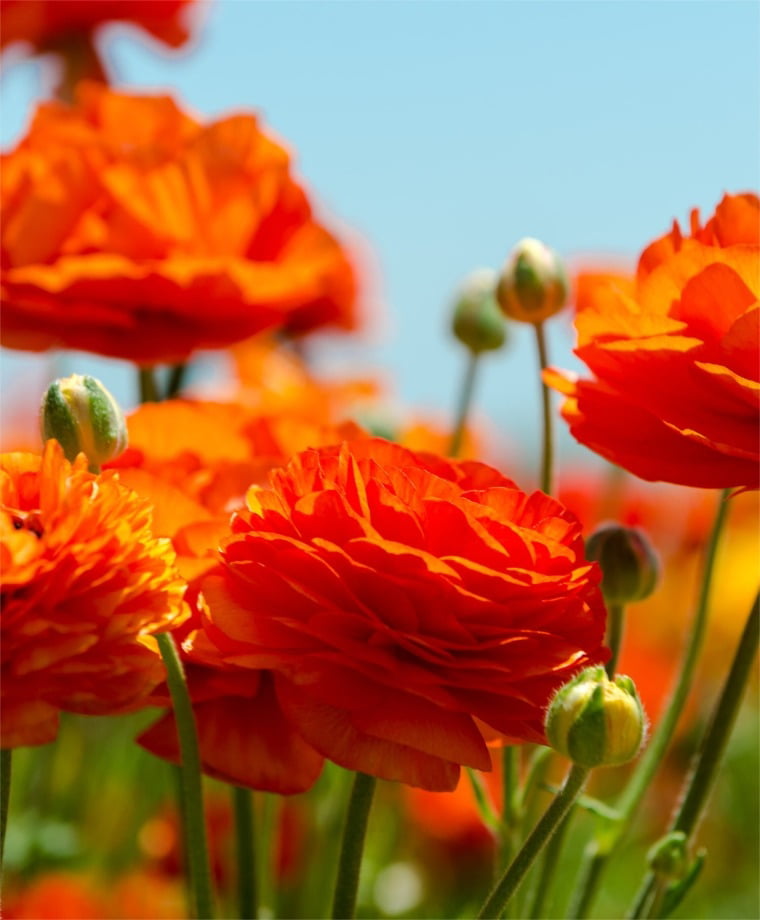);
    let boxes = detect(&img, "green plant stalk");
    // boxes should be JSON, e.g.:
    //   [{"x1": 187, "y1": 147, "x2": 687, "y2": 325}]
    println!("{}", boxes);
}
[
  {"x1": 233, "y1": 785, "x2": 257, "y2": 920},
  {"x1": 534, "y1": 322, "x2": 553, "y2": 495},
  {"x1": 156, "y1": 632, "x2": 214, "y2": 919},
  {"x1": 449, "y1": 351, "x2": 480, "y2": 457},
  {"x1": 630, "y1": 590, "x2": 760, "y2": 919},
  {"x1": 331, "y1": 772, "x2": 377, "y2": 919},
  {"x1": 138, "y1": 367, "x2": 160, "y2": 403},
  {"x1": 567, "y1": 488, "x2": 732, "y2": 918},
  {"x1": 0, "y1": 748, "x2": 10, "y2": 872},
  {"x1": 478, "y1": 764, "x2": 590, "y2": 919},
  {"x1": 605, "y1": 602, "x2": 626, "y2": 678},
  {"x1": 527, "y1": 806, "x2": 574, "y2": 918},
  {"x1": 166, "y1": 363, "x2": 188, "y2": 400}
]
